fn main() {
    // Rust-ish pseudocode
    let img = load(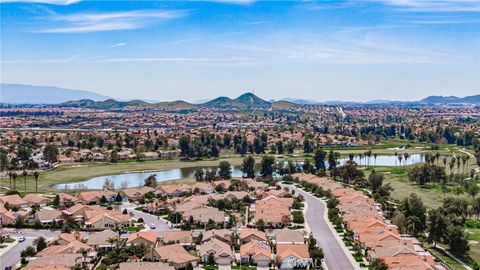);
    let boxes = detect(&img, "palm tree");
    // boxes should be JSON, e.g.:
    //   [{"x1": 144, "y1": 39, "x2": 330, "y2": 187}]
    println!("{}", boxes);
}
[
  {"x1": 33, "y1": 171, "x2": 40, "y2": 193},
  {"x1": 373, "y1": 153, "x2": 378, "y2": 165},
  {"x1": 435, "y1": 152, "x2": 440, "y2": 166},
  {"x1": 449, "y1": 158, "x2": 456, "y2": 174},
  {"x1": 456, "y1": 158, "x2": 461, "y2": 174},
  {"x1": 11, "y1": 172, "x2": 17, "y2": 190},
  {"x1": 398, "y1": 155, "x2": 403, "y2": 167},
  {"x1": 22, "y1": 170, "x2": 27, "y2": 192},
  {"x1": 442, "y1": 157, "x2": 447, "y2": 167},
  {"x1": 462, "y1": 156, "x2": 468, "y2": 173},
  {"x1": 403, "y1": 153, "x2": 410, "y2": 166},
  {"x1": 8, "y1": 172, "x2": 12, "y2": 189}
]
